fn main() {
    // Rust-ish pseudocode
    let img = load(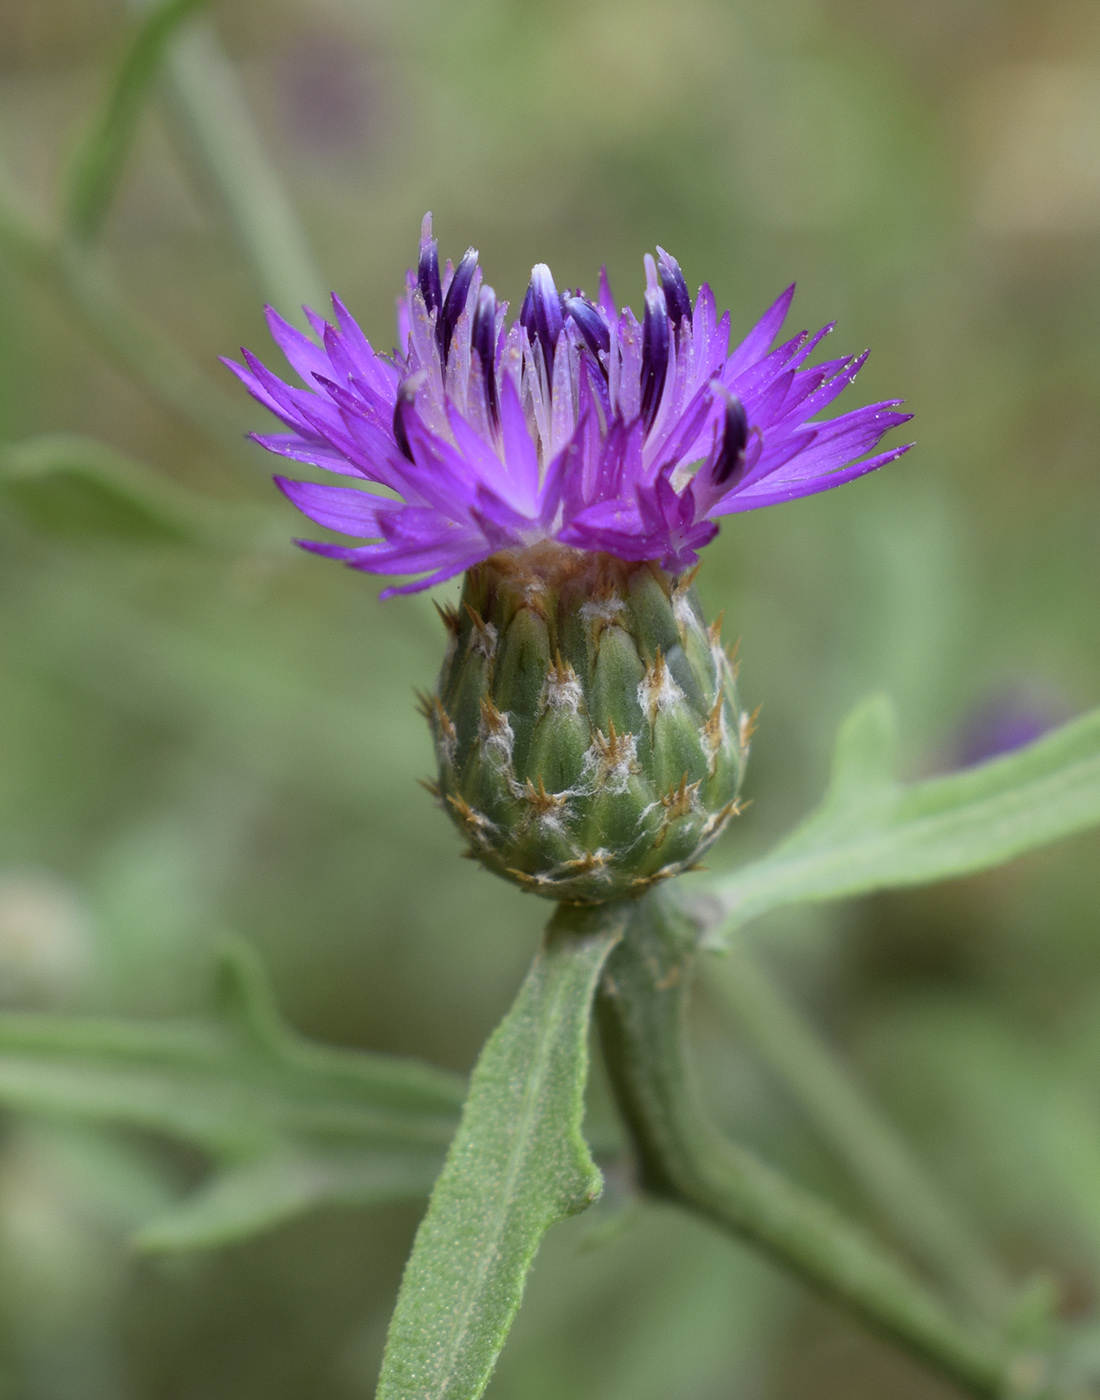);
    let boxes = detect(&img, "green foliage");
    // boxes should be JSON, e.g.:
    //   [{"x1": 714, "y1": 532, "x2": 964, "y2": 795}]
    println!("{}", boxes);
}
[
  {"x1": 64, "y1": 0, "x2": 212, "y2": 241},
  {"x1": 376, "y1": 906, "x2": 623, "y2": 1400},
  {"x1": 0, "y1": 942, "x2": 464, "y2": 1252},
  {"x1": 0, "y1": 433, "x2": 262, "y2": 544},
  {"x1": 705, "y1": 941, "x2": 1011, "y2": 1318},
  {"x1": 705, "y1": 694, "x2": 1100, "y2": 942},
  {"x1": 150, "y1": 18, "x2": 329, "y2": 317},
  {"x1": 859, "y1": 998, "x2": 1100, "y2": 1280},
  {"x1": 1, "y1": 0, "x2": 1099, "y2": 1393}
]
